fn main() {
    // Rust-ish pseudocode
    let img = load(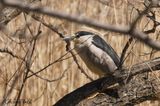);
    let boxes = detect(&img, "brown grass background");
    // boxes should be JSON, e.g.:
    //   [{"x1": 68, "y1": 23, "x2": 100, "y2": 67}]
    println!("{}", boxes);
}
[{"x1": 0, "y1": 0, "x2": 160, "y2": 106}]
